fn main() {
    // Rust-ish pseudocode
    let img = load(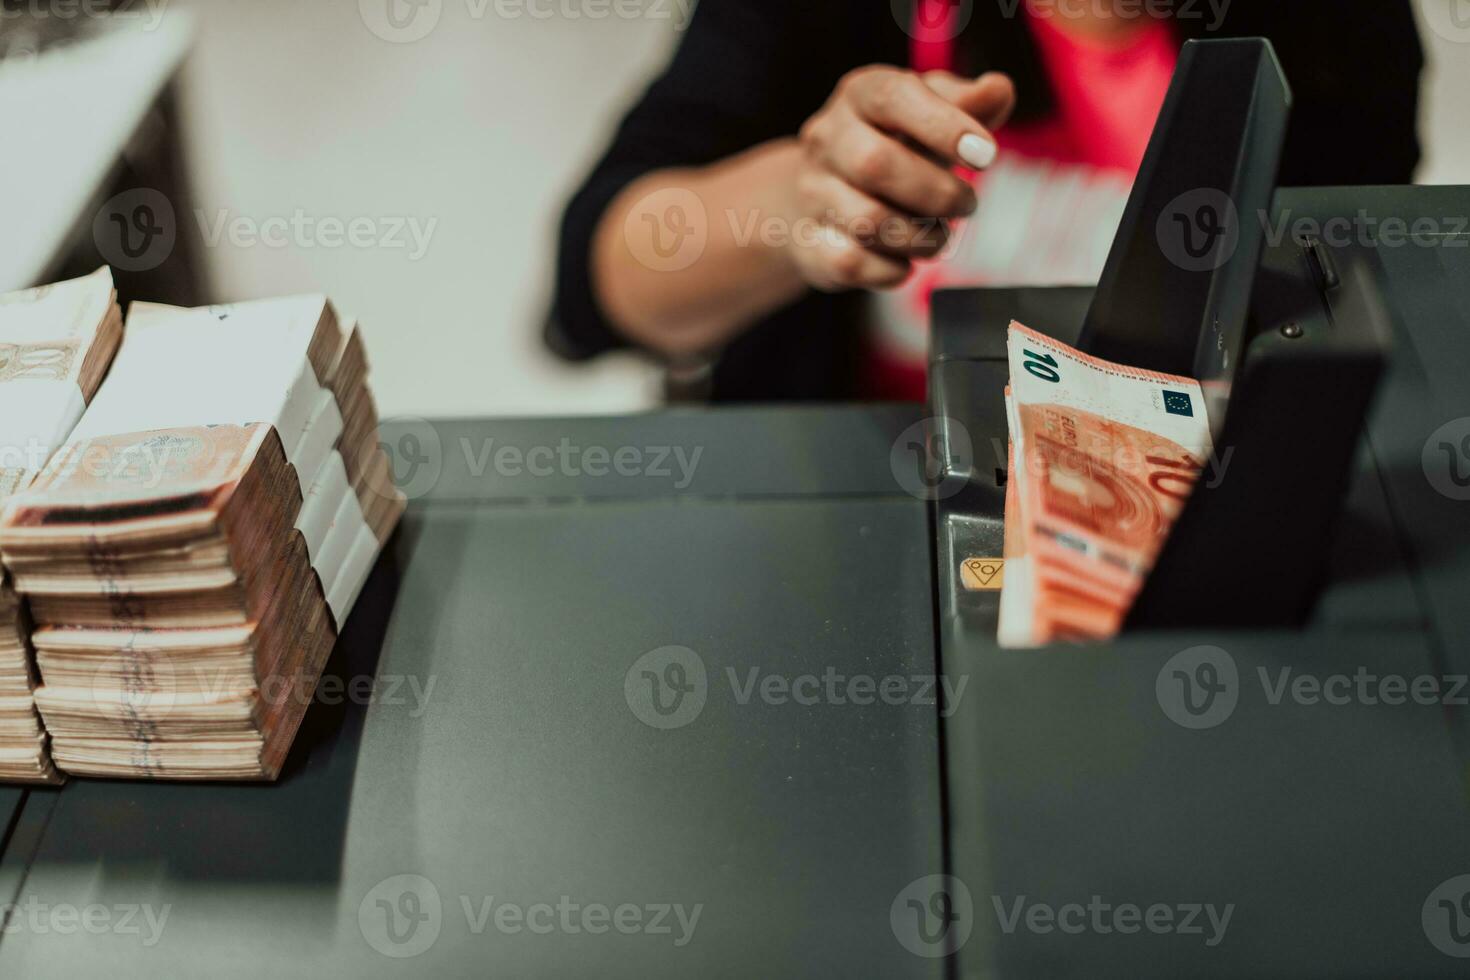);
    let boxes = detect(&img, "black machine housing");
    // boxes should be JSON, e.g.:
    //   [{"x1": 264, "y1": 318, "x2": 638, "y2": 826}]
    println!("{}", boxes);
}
[{"x1": 929, "y1": 39, "x2": 1470, "y2": 979}]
